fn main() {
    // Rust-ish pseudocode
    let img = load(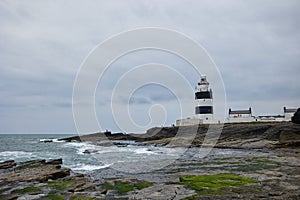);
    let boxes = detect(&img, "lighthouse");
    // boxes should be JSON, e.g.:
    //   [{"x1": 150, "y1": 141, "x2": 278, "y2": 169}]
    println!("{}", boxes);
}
[
  {"x1": 195, "y1": 75, "x2": 213, "y2": 123},
  {"x1": 176, "y1": 75, "x2": 295, "y2": 126}
]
